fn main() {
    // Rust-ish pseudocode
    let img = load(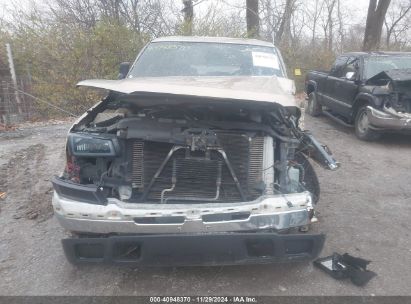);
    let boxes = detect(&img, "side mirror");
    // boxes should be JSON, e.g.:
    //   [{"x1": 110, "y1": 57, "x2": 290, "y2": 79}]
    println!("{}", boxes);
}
[
  {"x1": 345, "y1": 71, "x2": 355, "y2": 81},
  {"x1": 118, "y1": 62, "x2": 130, "y2": 79}
]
